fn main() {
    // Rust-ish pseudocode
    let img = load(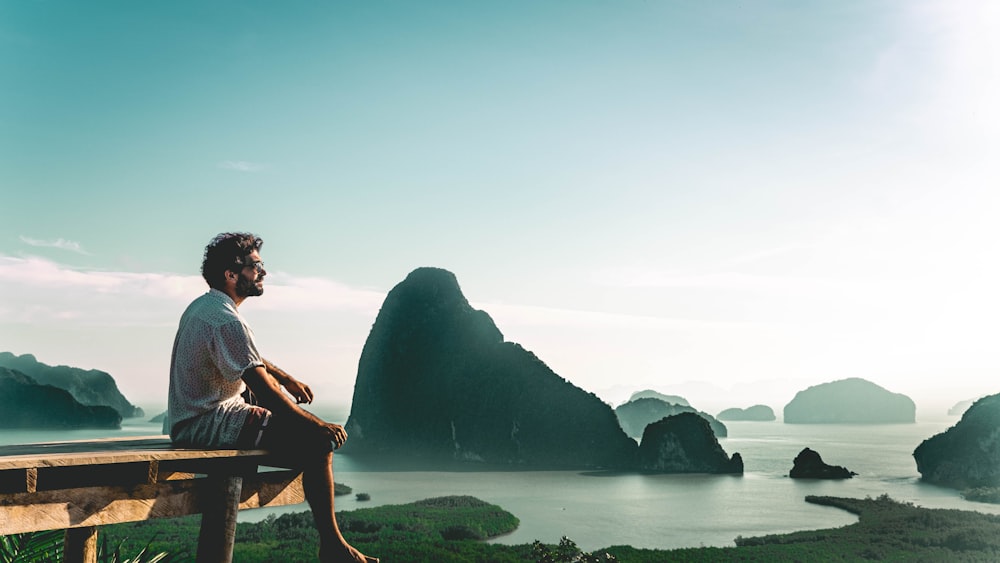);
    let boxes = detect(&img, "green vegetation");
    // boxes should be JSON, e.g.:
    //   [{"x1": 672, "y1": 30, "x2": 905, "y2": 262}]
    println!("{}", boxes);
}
[
  {"x1": 98, "y1": 495, "x2": 526, "y2": 562},
  {"x1": 10, "y1": 494, "x2": 1000, "y2": 562},
  {"x1": 600, "y1": 494, "x2": 1000, "y2": 562},
  {"x1": 0, "y1": 529, "x2": 179, "y2": 563},
  {"x1": 962, "y1": 487, "x2": 1000, "y2": 504}
]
